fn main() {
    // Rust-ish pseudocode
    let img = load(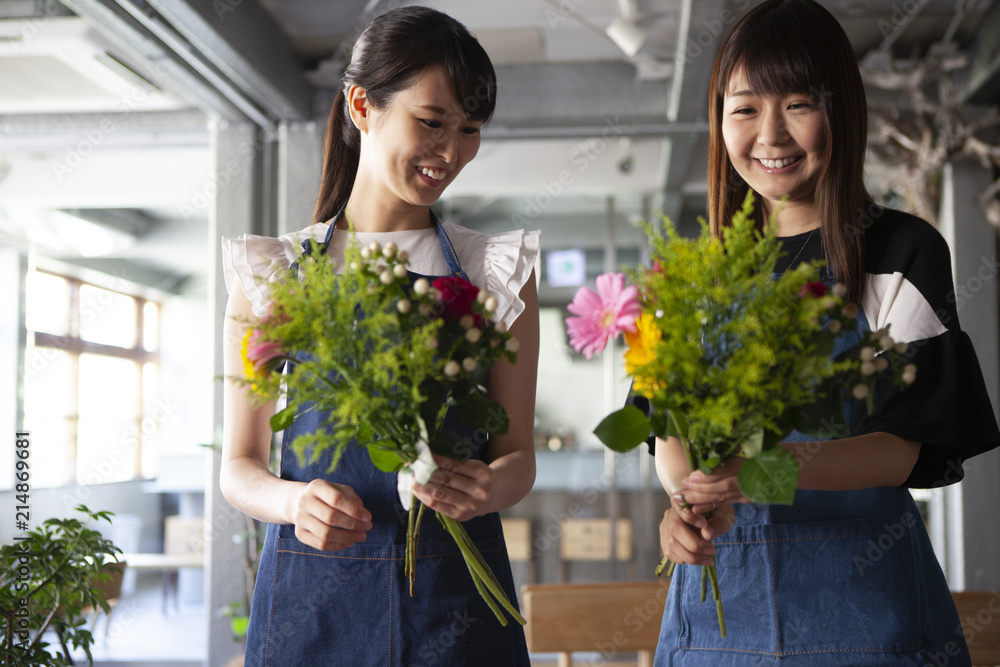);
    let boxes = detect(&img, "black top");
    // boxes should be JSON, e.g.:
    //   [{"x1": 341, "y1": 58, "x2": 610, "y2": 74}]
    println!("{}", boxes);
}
[
  {"x1": 772, "y1": 227, "x2": 824, "y2": 274},
  {"x1": 636, "y1": 208, "x2": 1000, "y2": 487}
]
